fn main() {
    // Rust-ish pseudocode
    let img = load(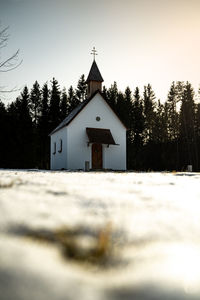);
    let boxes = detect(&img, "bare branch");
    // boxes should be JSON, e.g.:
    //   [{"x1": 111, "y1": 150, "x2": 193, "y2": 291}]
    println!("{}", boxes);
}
[
  {"x1": 0, "y1": 59, "x2": 23, "y2": 72},
  {"x1": 0, "y1": 25, "x2": 23, "y2": 93},
  {"x1": 0, "y1": 49, "x2": 23, "y2": 72},
  {"x1": 0, "y1": 49, "x2": 19, "y2": 66},
  {"x1": 0, "y1": 26, "x2": 9, "y2": 48},
  {"x1": 0, "y1": 26, "x2": 22, "y2": 72}
]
